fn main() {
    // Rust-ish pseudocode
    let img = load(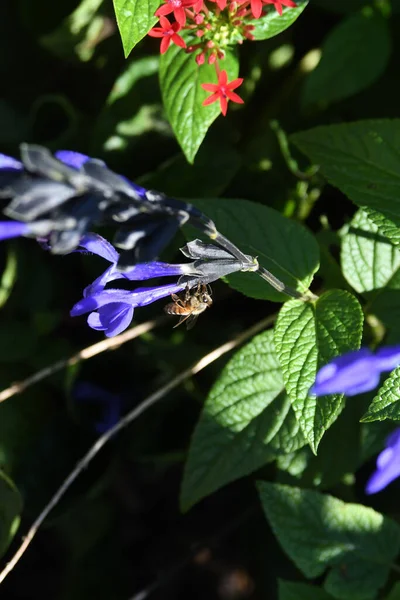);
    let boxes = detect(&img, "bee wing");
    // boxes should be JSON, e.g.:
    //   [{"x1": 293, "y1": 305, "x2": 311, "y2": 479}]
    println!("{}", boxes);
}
[
  {"x1": 172, "y1": 313, "x2": 195, "y2": 329},
  {"x1": 185, "y1": 314, "x2": 199, "y2": 330}
]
